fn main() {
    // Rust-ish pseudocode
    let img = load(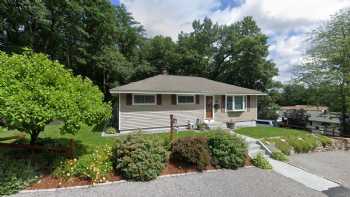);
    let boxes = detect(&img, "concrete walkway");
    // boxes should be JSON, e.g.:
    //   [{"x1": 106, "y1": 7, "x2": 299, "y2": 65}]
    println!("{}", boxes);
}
[
  {"x1": 237, "y1": 133, "x2": 339, "y2": 192},
  {"x1": 268, "y1": 158, "x2": 339, "y2": 191}
]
